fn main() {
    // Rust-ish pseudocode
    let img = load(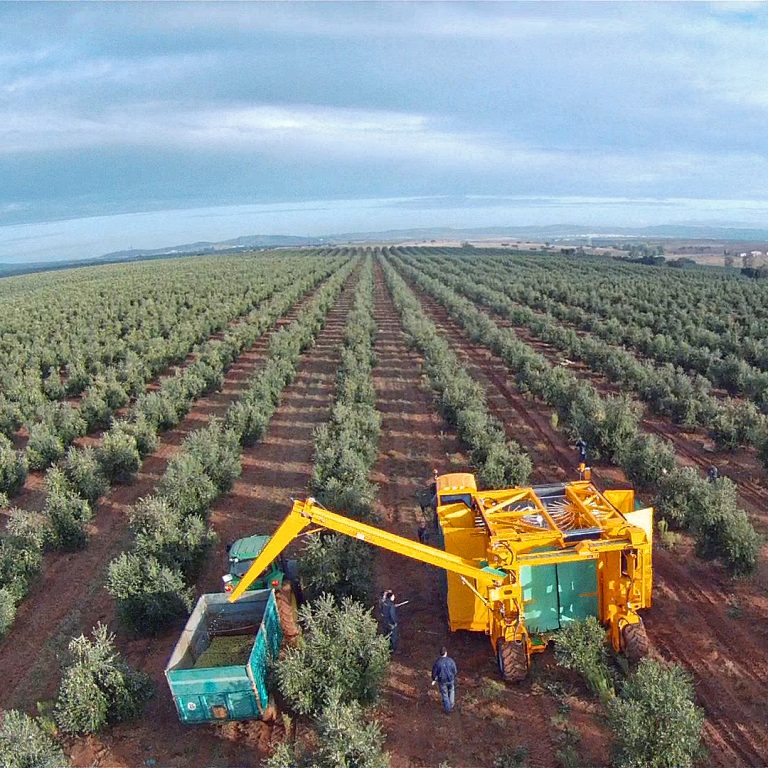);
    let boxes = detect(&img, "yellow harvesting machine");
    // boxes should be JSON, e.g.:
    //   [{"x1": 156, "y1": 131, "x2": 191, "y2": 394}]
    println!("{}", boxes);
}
[{"x1": 230, "y1": 473, "x2": 653, "y2": 680}]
